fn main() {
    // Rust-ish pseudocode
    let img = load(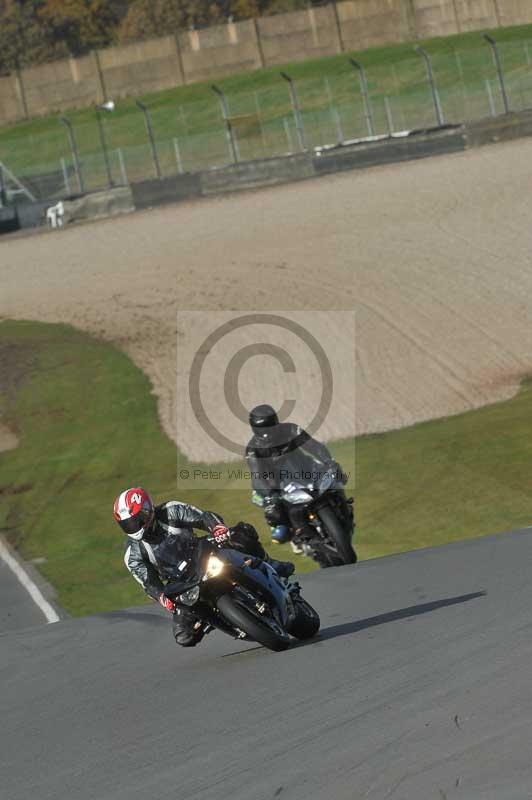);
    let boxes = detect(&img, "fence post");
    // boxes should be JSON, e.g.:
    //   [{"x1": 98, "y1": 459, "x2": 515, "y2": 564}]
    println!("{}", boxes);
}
[
  {"x1": 349, "y1": 58, "x2": 375, "y2": 137},
  {"x1": 0, "y1": 164, "x2": 6, "y2": 207},
  {"x1": 136, "y1": 101, "x2": 161, "y2": 178},
  {"x1": 485, "y1": 79, "x2": 496, "y2": 117},
  {"x1": 414, "y1": 46, "x2": 444, "y2": 126},
  {"x1": 60, "y1": 158, "x2": 71, "y2": 195},
  {"x1": 254, "y1": 92, "x2": 268, "y2": 152},
  {"x1": 117, "y1": 148, "x2": 128, "y2": 185},
  {"x1": 96, "y1": 108, "x2": 113, "y2": 187},
  {"x1": 280, "y1": 72, "x2": 307, "y2": 151},
  {"x1": 173, "y1": 138, "x2": 184, "y2": 174},
  {"x1": 384, "y1": 97, "x2": 394, "y2": 135},
  {"x1": 331, "y1": 107, "x2": 344, "y2": 143},
  {"x1": 211, "y1": 84, "x2": 239, "y2": 164},
  {"x1": 324, "y1": 76, "x2": 334, "y2": 106},
  {"x1": 483, "y1": 34, "x2": 509, "y2": 114},
  {"x1": 59, "y1": 116, "x2": 84, "y2": 194},
  {"x1": 283, "y1": 118, "x2": 294, "y2": 152},
  {"x1": 178, "y1": 105, "x2": 189, "y2": 134}
]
